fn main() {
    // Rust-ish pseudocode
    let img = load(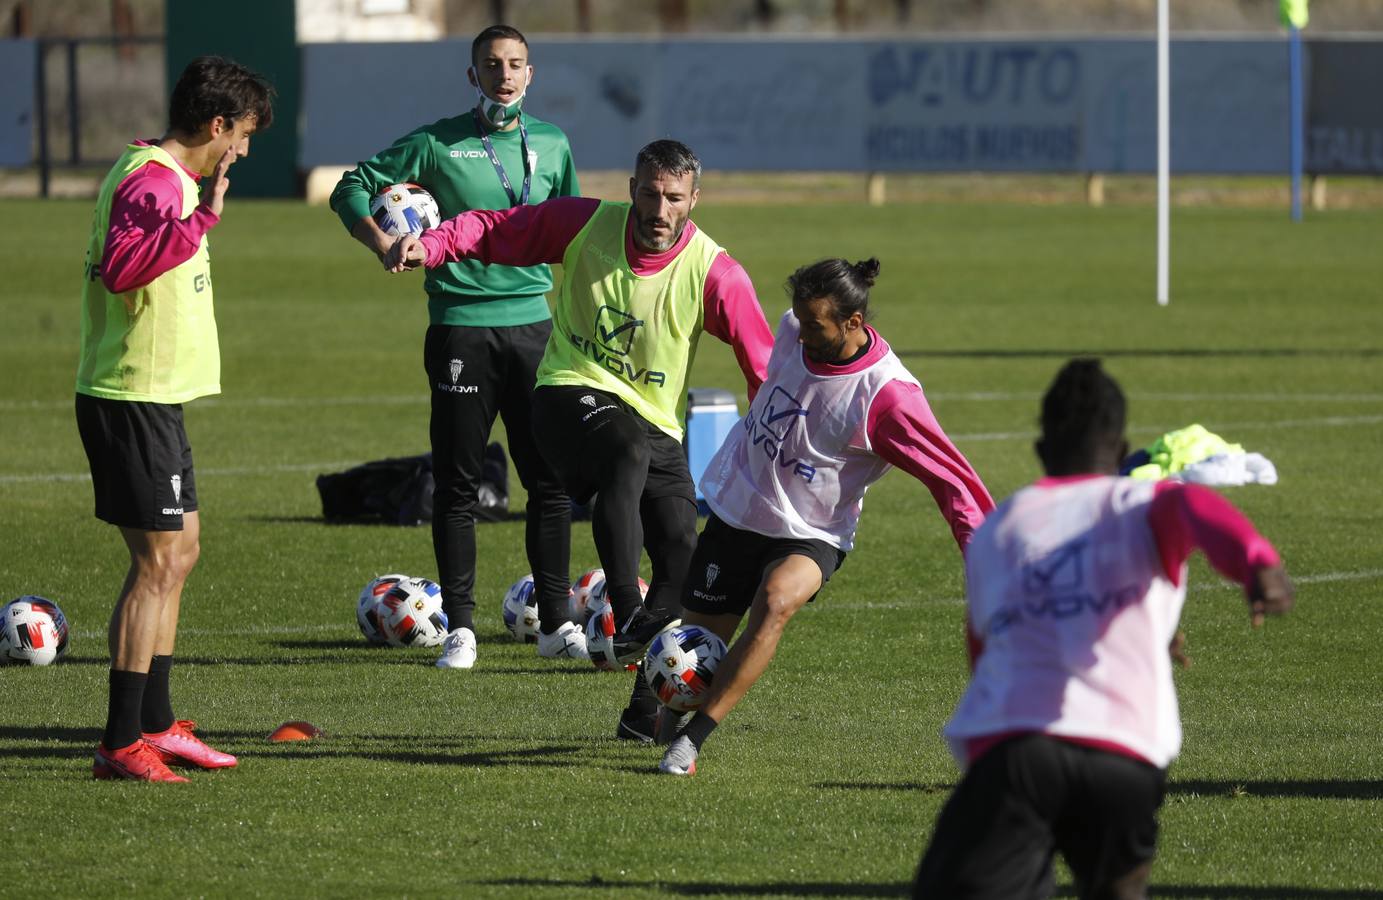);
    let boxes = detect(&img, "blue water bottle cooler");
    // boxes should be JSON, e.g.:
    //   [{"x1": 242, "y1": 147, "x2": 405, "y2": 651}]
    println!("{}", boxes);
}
[{"x1": 685, "y1": 387, "x2": 741, "y2": 513}]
